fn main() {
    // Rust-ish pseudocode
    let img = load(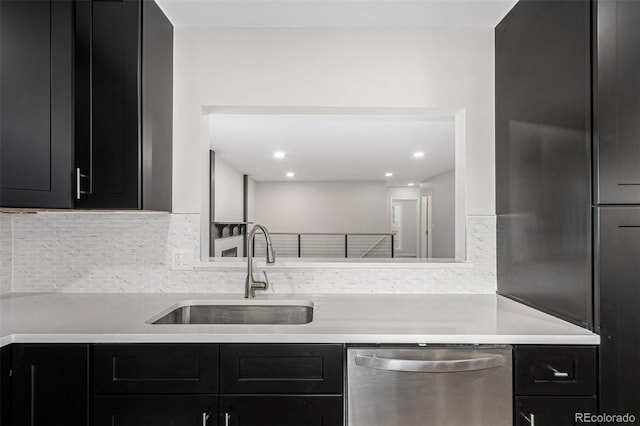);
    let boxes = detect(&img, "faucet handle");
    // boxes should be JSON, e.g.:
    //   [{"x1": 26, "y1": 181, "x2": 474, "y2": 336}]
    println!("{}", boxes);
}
[{"x1": 262, "y1": 271, "x2": 270, "y2": 291}]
